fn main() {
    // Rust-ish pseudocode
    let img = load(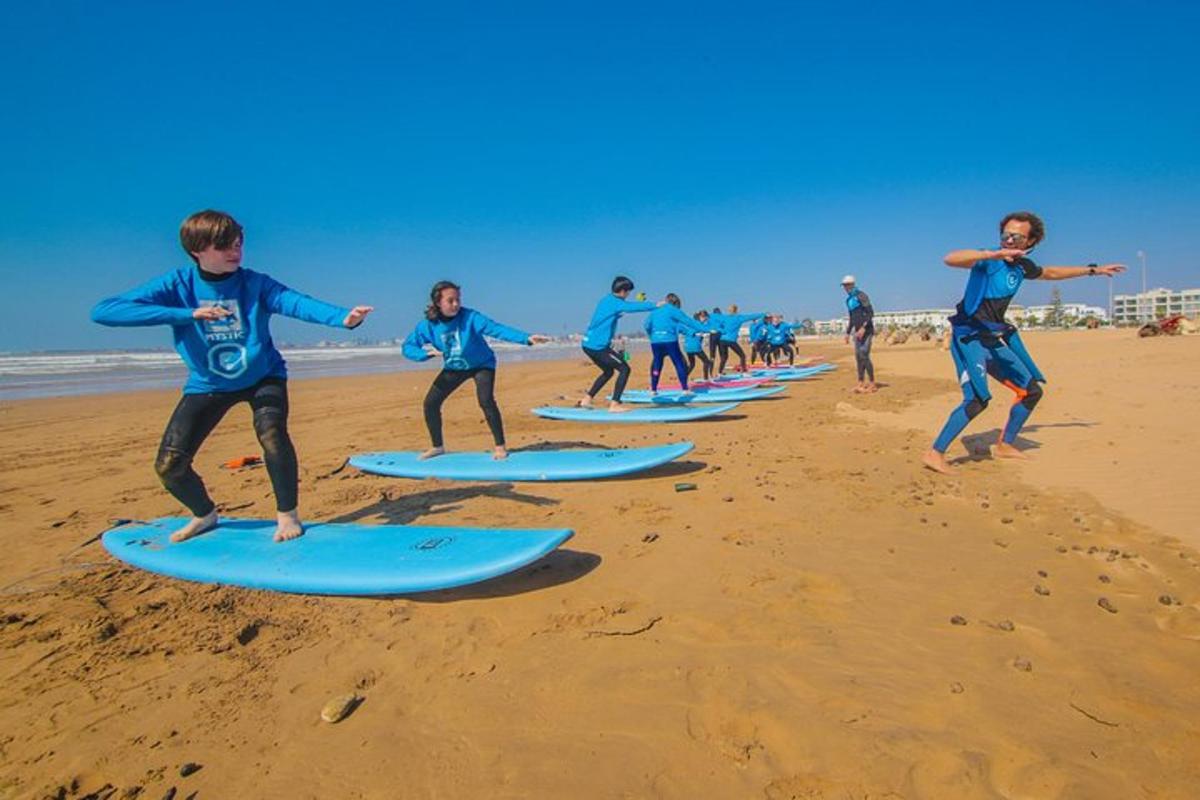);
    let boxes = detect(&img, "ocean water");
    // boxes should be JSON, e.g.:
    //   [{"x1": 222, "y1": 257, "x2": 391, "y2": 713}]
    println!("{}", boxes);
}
[{"x1": 0, "y1": 342, "x2": 634, "y2": 401}]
